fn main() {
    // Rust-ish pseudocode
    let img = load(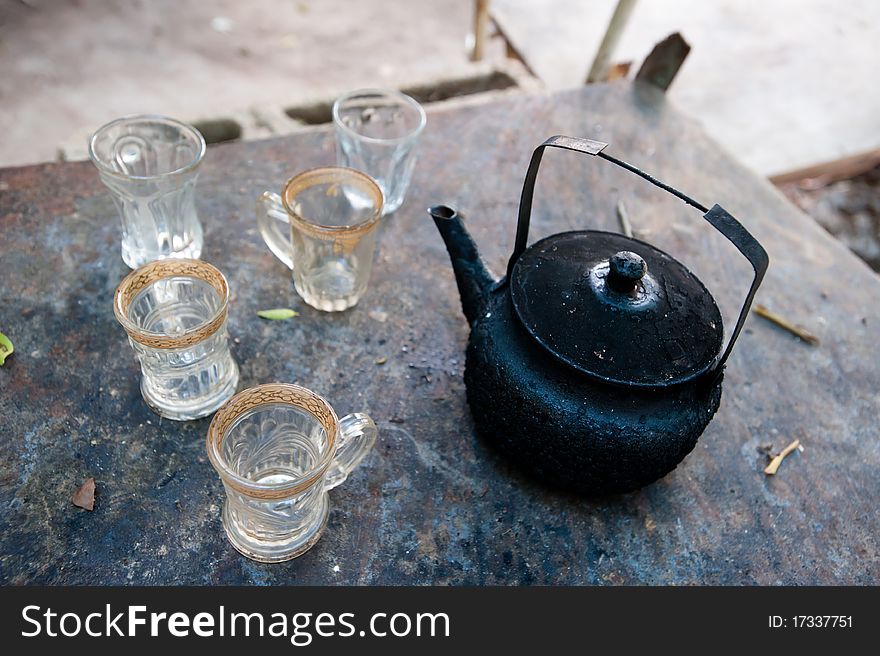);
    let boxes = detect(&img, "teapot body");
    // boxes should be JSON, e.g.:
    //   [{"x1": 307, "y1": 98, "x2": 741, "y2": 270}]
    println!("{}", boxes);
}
[
  {"x1": 428, "y1": 134, "x2": 768, "y2": 496},
  {"x1": 465, "y1": 286, "x2": 723, "y2": 495}
]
